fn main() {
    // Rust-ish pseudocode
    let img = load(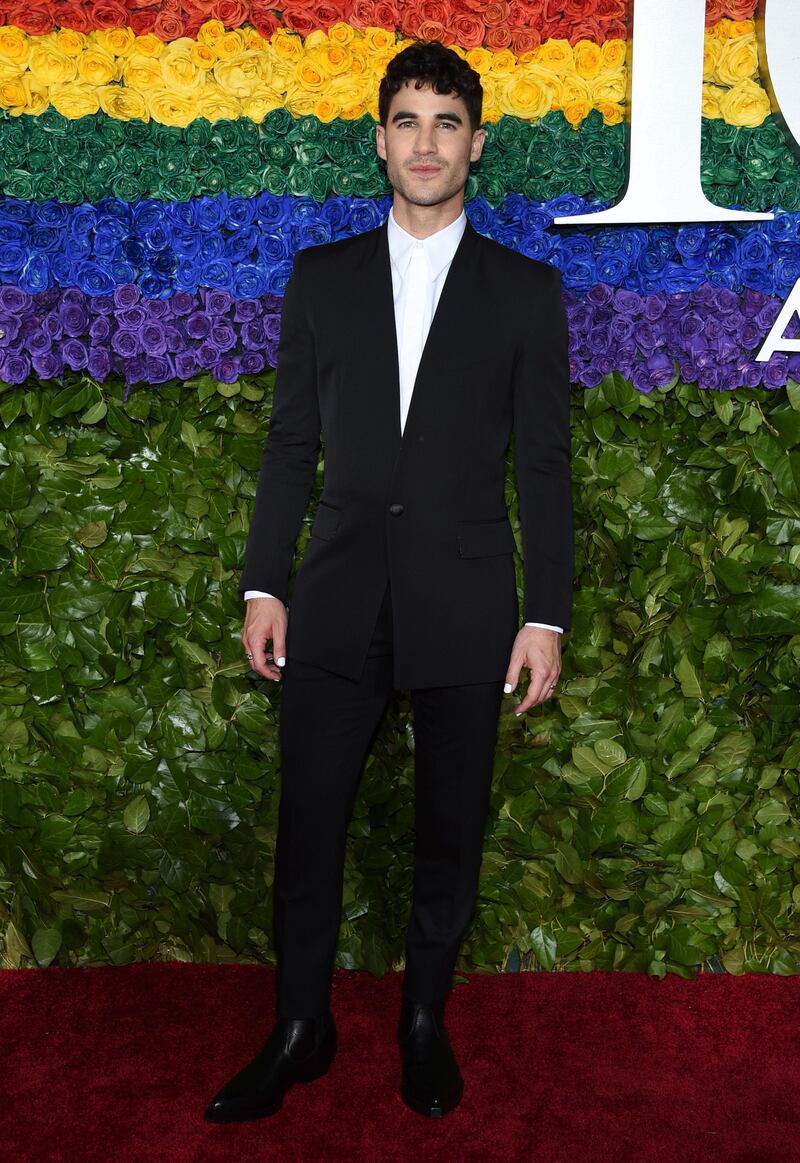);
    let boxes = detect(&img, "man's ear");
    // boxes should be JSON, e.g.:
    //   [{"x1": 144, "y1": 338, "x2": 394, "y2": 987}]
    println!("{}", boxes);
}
[{"x1": 375, "y1": 125, "x2": 386, "y2": 162}]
